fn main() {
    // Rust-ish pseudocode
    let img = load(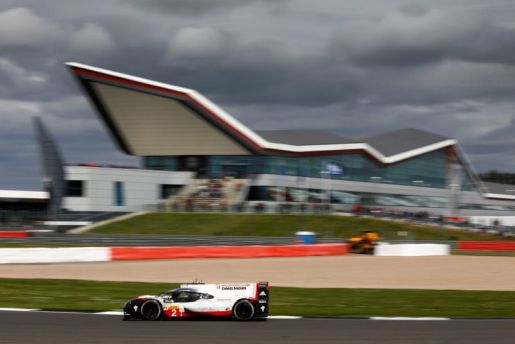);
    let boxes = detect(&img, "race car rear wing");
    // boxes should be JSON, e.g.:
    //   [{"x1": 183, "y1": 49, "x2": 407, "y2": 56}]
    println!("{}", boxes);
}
[{"x1": 255, "y1": 281, "x2": 269, "y2": 318}]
